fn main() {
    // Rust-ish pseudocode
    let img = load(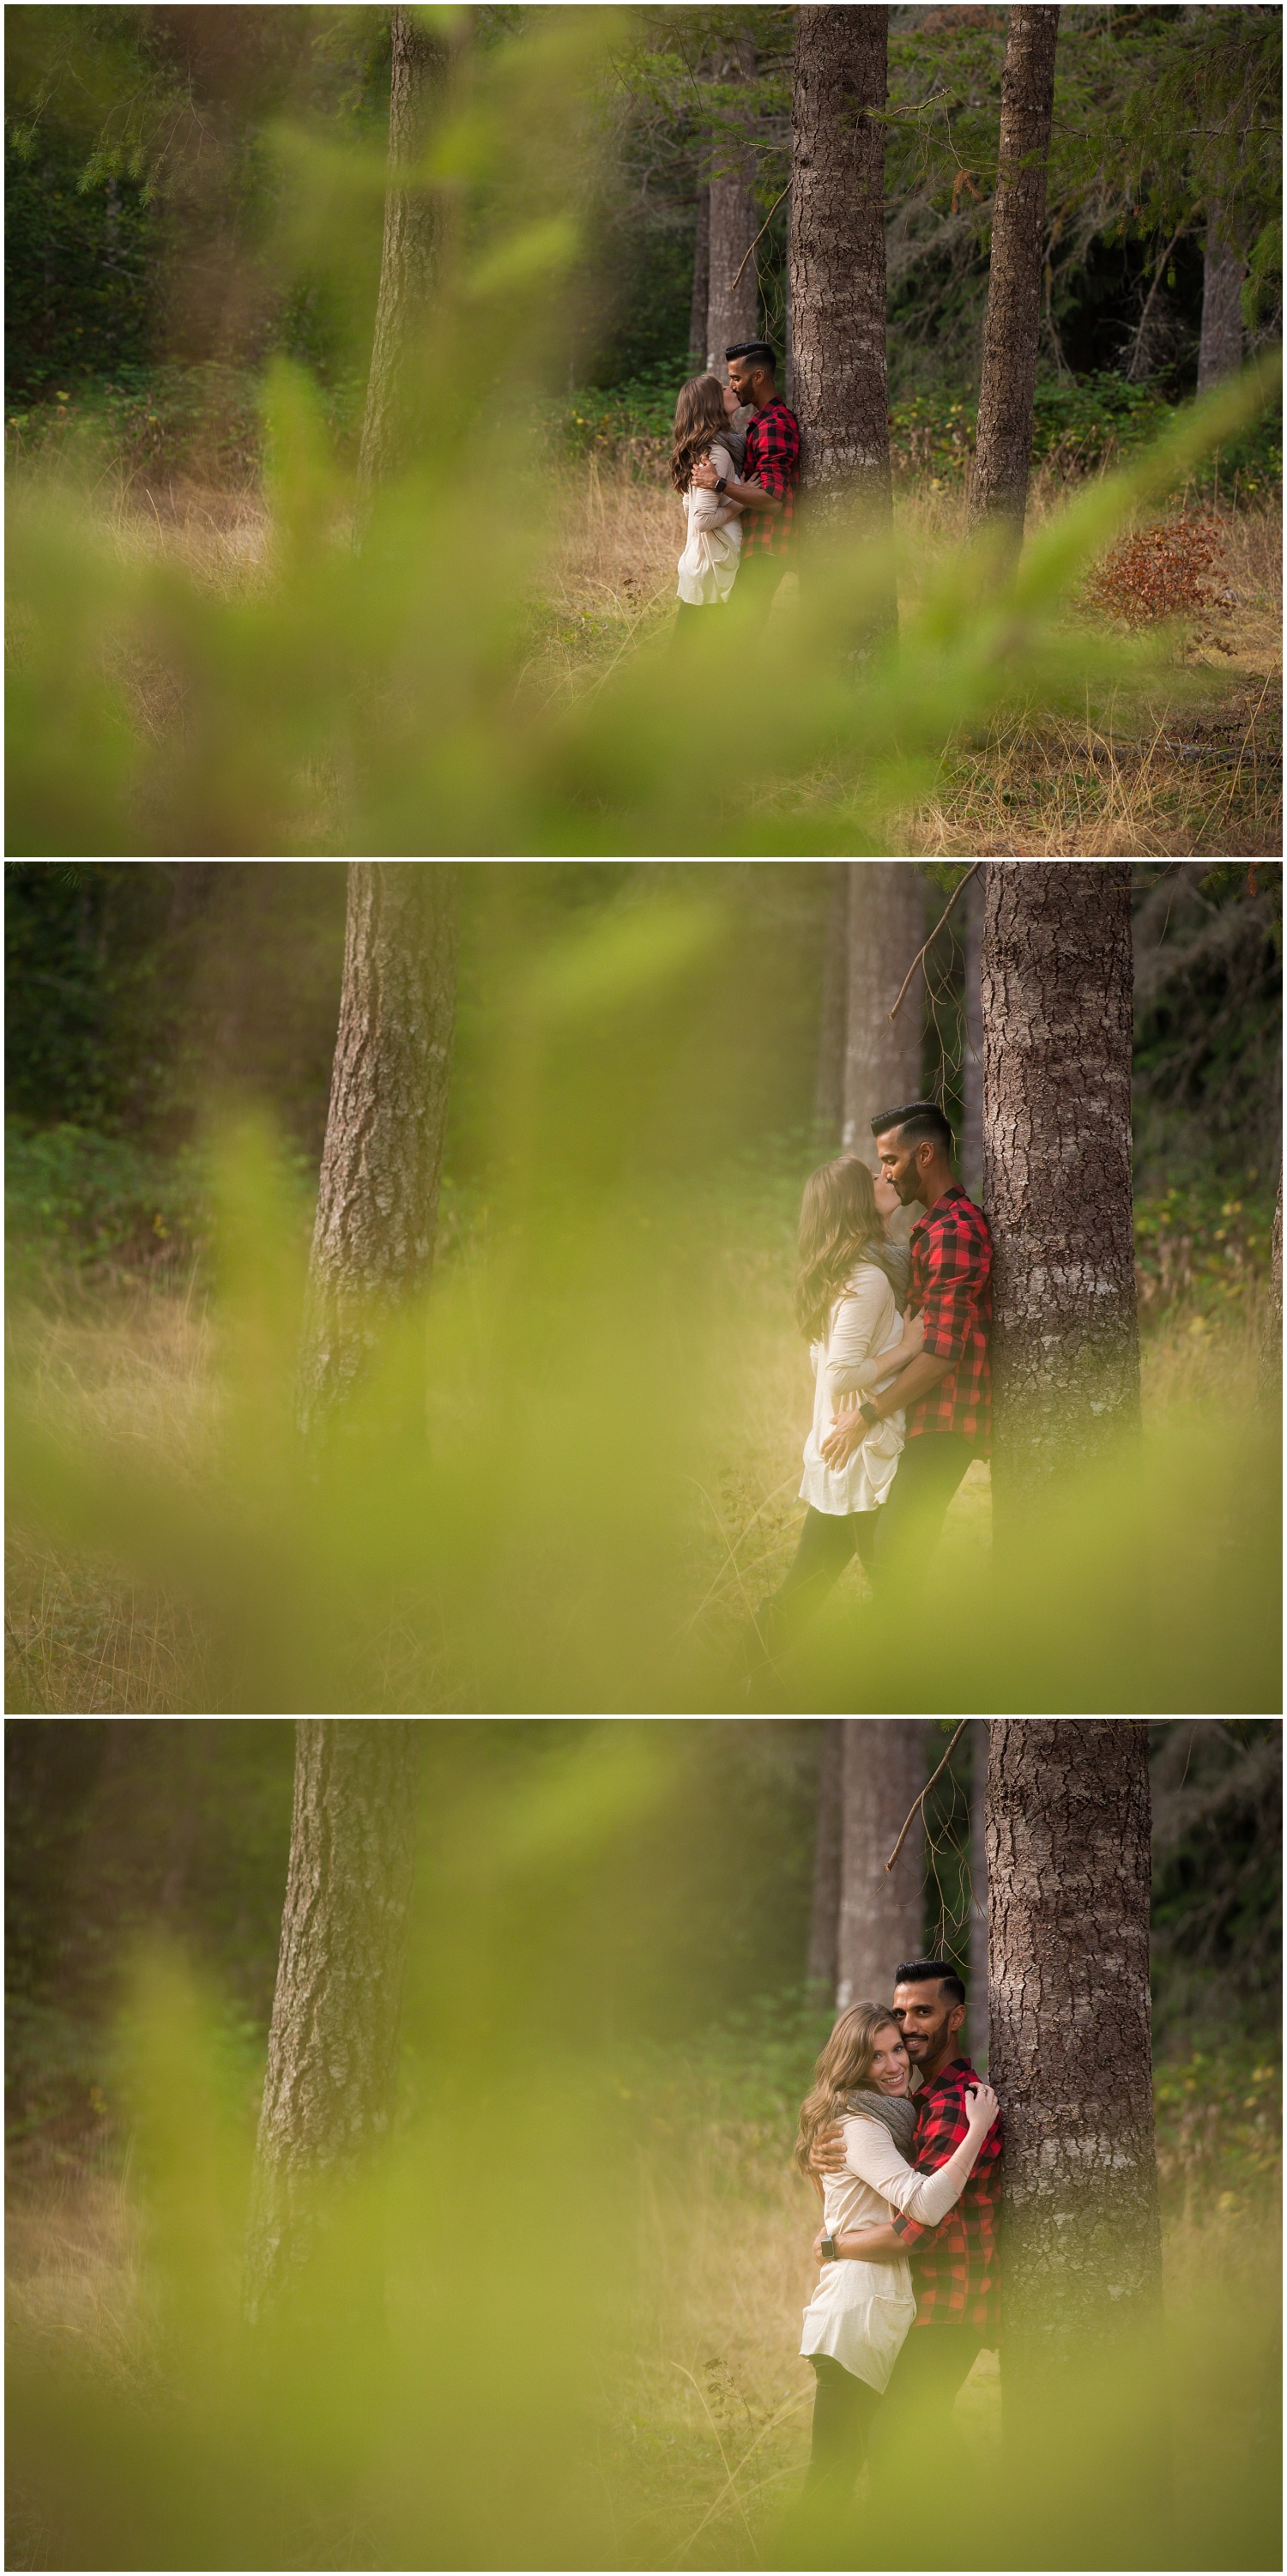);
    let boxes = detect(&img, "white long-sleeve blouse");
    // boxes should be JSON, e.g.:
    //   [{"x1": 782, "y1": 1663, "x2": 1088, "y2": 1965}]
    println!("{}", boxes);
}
[{"x1": 799, "y1": 1259, "x2": 905, "y2": 1515}]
